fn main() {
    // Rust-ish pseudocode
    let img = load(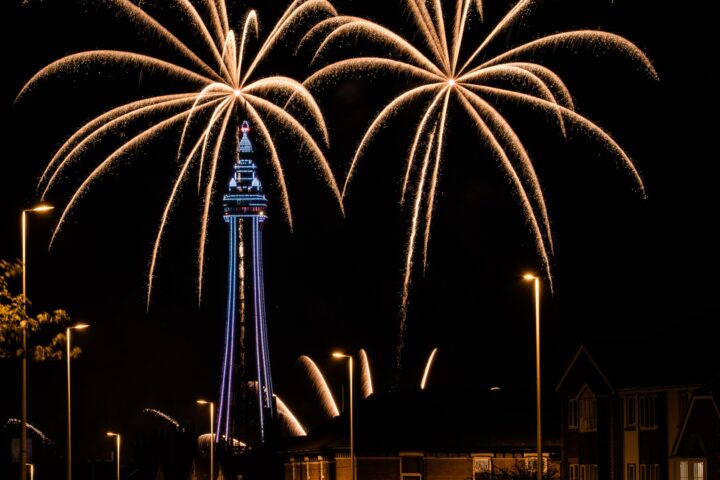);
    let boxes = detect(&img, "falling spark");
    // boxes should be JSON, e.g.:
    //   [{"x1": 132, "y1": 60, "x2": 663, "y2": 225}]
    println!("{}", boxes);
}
[
  {"x1": 5, "y1": 419, "x2": 53, "y2": 444},
  {"x1": 305, "y1": 0, "x2": 655, "y2": 373},
  {"x1": 18, "y1": 0, "x2": 344, "y2": 306},
  {"x1": 274, "y1": 395, "x2": 308, "y2": 436},
  {"x1": 420, "y1": 348, "x2": 438, "y2": 390},
  {"x1": 142, "y1": 408, "x2": 181, "y2": 430},
  {"x1": 298, "y1": 355, "x2": 340, "y2": 418},
  {"x1": 359, "y1": 349, "x2": 374, "y2": 398}
]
